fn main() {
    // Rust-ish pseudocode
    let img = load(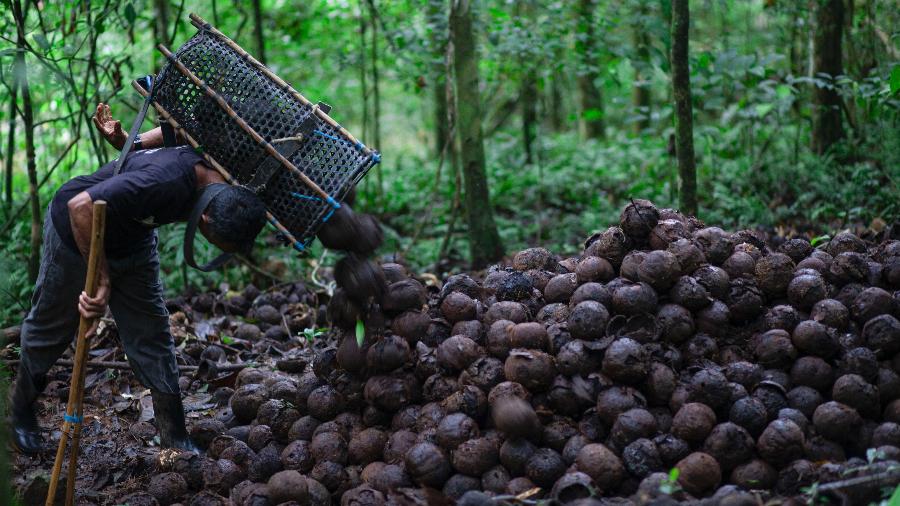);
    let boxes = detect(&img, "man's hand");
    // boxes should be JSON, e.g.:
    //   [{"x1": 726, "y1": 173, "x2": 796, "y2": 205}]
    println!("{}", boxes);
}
[
  {"x1": 92, "y1": 103, "x2": 126, "y2": 150},
  {"x1": 78, "y1": 275, "x2": 110, "y2": 321}
]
